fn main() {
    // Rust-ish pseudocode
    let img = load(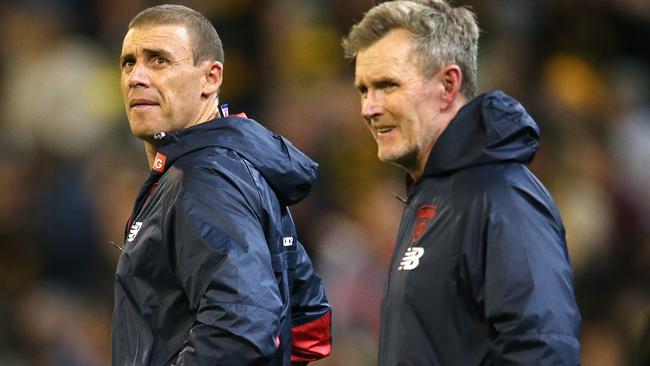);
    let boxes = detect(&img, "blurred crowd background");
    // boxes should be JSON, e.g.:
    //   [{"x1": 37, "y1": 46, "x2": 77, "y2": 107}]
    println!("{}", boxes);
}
[{"x1": 0, "y1": 0, "x2": 648, "y2": 365}]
